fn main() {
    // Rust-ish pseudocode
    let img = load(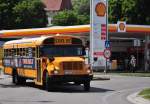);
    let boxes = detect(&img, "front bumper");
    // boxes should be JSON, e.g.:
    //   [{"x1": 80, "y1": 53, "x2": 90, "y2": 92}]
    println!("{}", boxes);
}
[{"x1": 48, "y1": 75, "x2": 93, "y2": 83}]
